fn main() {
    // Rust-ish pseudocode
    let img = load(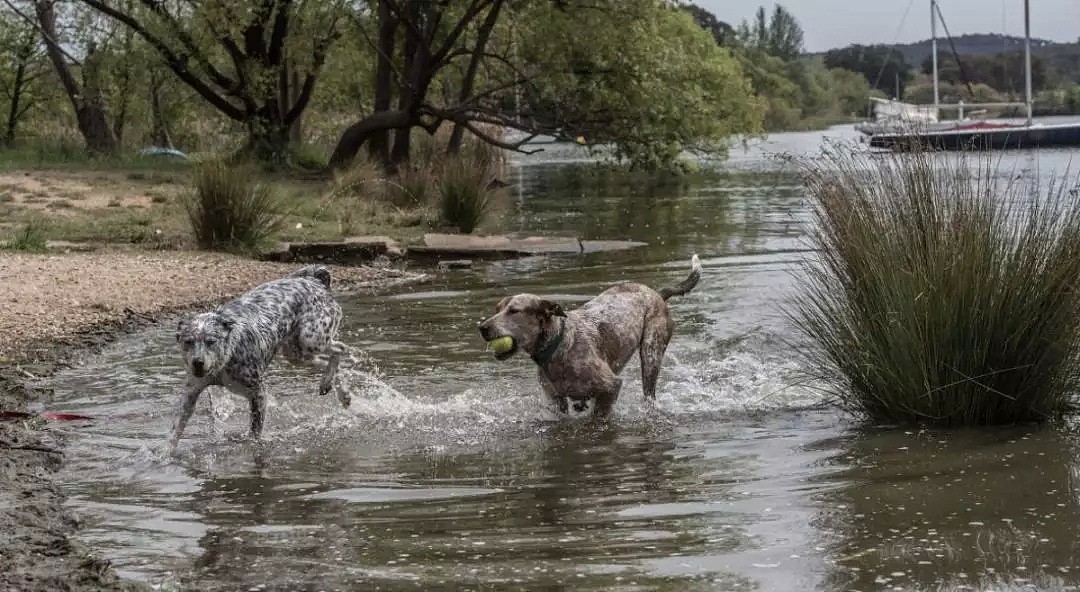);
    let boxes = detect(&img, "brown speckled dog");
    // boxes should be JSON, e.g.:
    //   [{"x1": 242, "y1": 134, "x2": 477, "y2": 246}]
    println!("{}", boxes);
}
[{"x1": 479, "y1": 255, "x2": 701, "y2": 417}]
